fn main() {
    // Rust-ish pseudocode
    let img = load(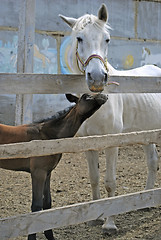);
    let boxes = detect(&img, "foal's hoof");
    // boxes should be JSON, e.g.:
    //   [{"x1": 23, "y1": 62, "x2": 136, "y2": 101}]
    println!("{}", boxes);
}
[
  {"x1": 102, "y1": 226, "x2": 118, "y2": 236},
  {"x1": 44, "y1": 229, "x2": 55, "y2": 240},
  {"x1": 87, "y1": 219, "x2": 104, "y2": 226},
  {"x1": 28, "y1": 234, "x2": 36, "y2": 240}
]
